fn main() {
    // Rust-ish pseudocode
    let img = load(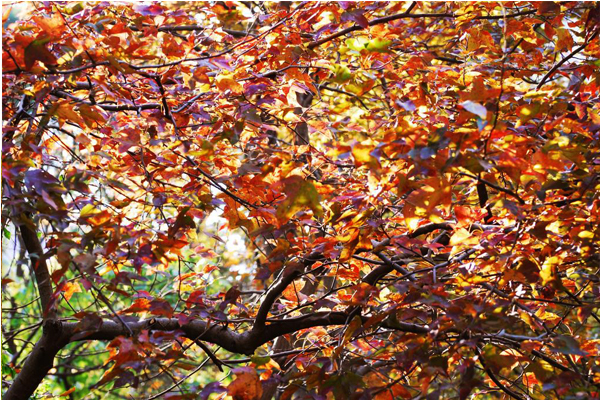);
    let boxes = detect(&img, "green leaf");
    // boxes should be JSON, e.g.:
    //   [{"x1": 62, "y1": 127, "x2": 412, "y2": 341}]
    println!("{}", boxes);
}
[
  {"x1": 346, "y1": 37, "x2": 369, "y2": 52},
  {"x1": 366, "y1": 38, "x2": 392, "y2": 52},
  {"x1": 250, "y1": 349, "x2": 271, "y2": 366},
  {"x1": 346, "y1": 37, "x2": 392, "y2": 53}
]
